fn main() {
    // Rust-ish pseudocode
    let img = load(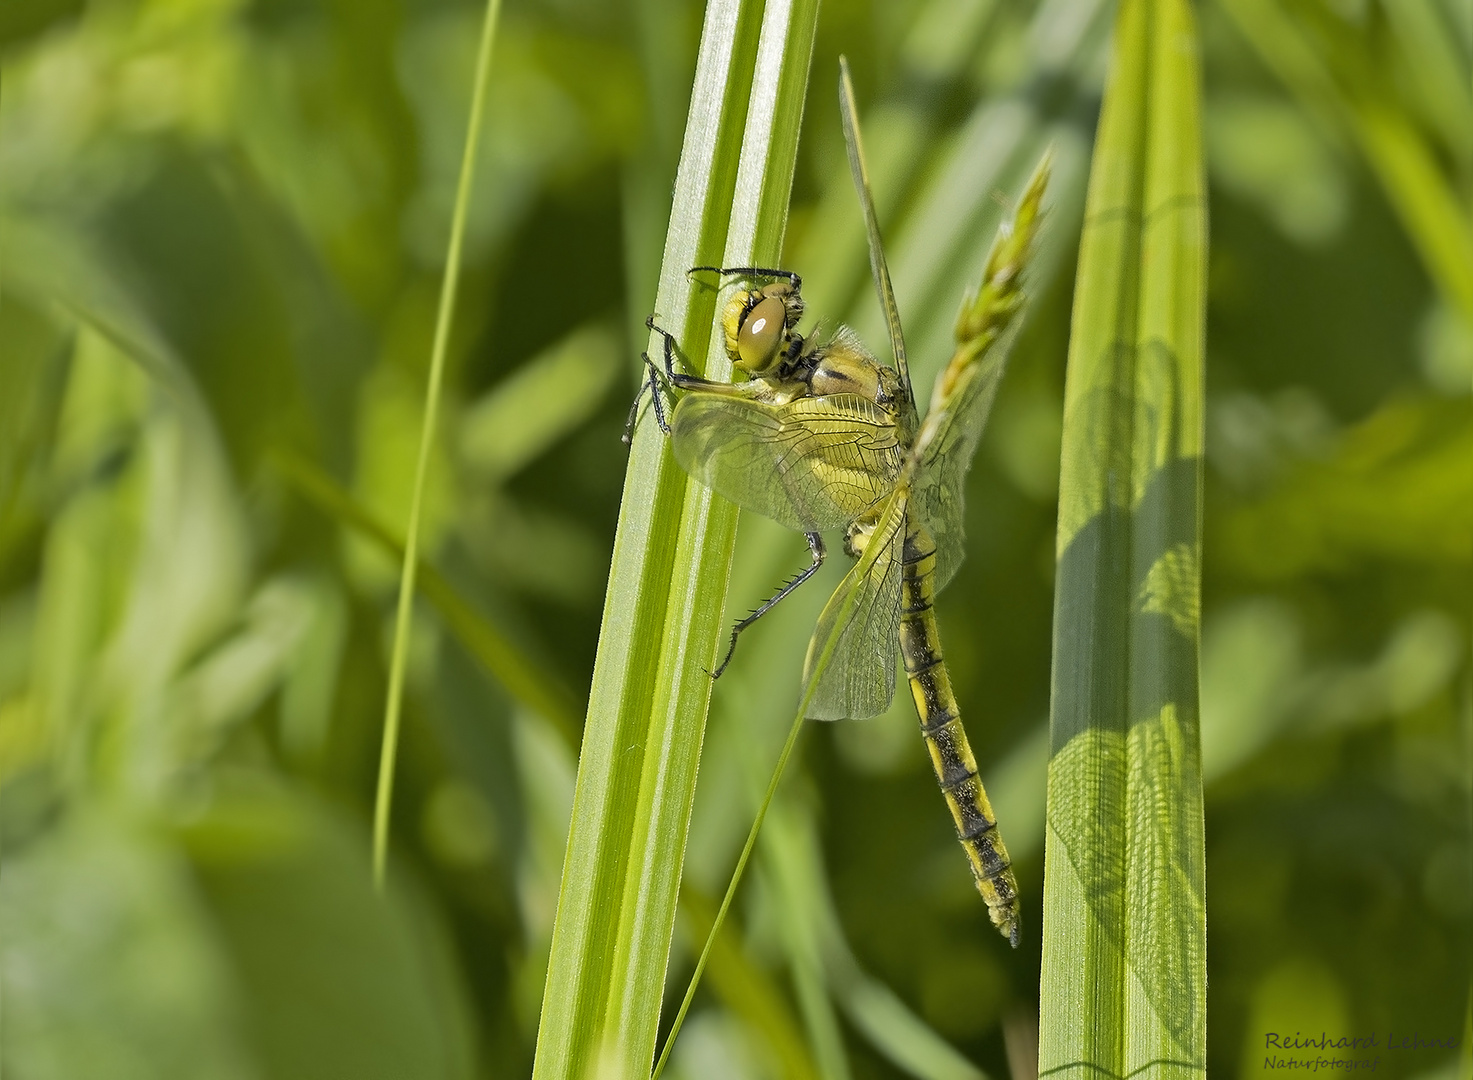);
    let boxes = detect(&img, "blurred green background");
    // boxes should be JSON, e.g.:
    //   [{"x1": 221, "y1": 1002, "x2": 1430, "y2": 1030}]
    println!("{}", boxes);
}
[{"x1": 0, "y1": 1, "x2": 1469, "y2": 1078}]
